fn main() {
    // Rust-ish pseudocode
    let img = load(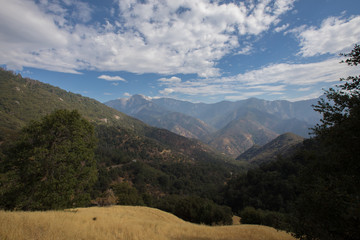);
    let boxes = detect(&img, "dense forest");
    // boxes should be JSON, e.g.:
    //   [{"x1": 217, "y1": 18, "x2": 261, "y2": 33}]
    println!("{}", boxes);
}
[
  {"x1": 223, "y1": 45, "x2": 360, "y2": 239},
  {"x1": 1, "y1": 45, "x2": 359, "y2": 239}
]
